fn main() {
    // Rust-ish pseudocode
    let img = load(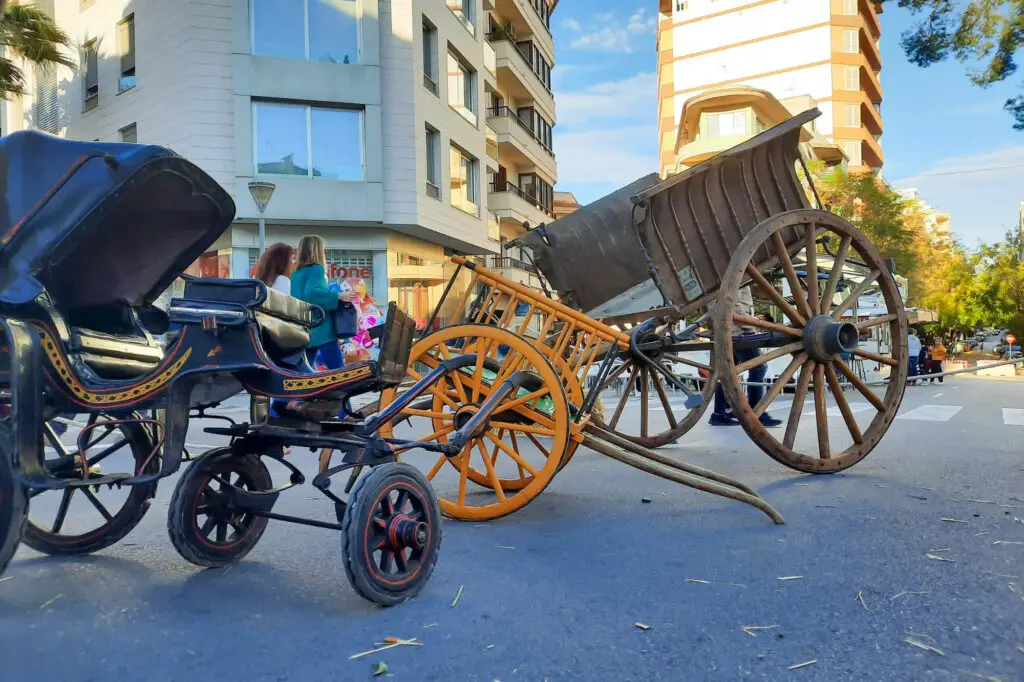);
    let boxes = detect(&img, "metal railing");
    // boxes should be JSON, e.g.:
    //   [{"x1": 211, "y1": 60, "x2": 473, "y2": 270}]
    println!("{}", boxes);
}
[
  {"x1": 489, "y1": 180, "x2": 555, "y2": 219},
  {"x1": 488, "y1": 255, "x2": 534, "y2": 271},
  {"x1": 484, "y1": 31, "x2": 553, "y2": 95},
  {"x1": 486, "y1": 106, "x2": 554, "y2": 158}
]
